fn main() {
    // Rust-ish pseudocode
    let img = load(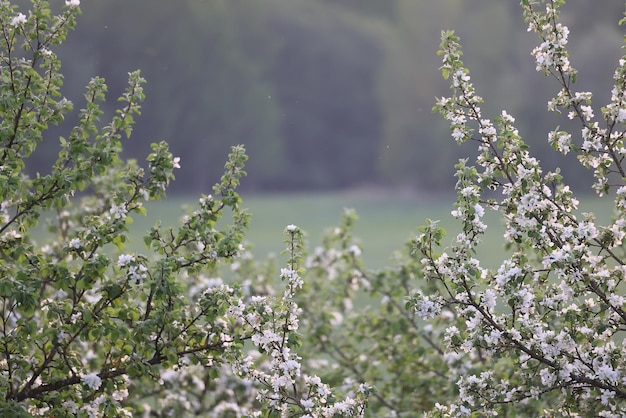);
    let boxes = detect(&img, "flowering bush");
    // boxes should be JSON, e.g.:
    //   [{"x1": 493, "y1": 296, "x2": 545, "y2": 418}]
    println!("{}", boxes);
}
[
  {"x1": 288, "y1": 0, "x2": 626, "y2": 416},
  {"x1": 0, "y1": 1, "x2": 366, "y2": 416},
  {"x1": 409, "y1": 0, "x2": 626, "y2": 416},
  {"x1": 3, "y1": 0, "x2": 626, "y2": 416}
]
